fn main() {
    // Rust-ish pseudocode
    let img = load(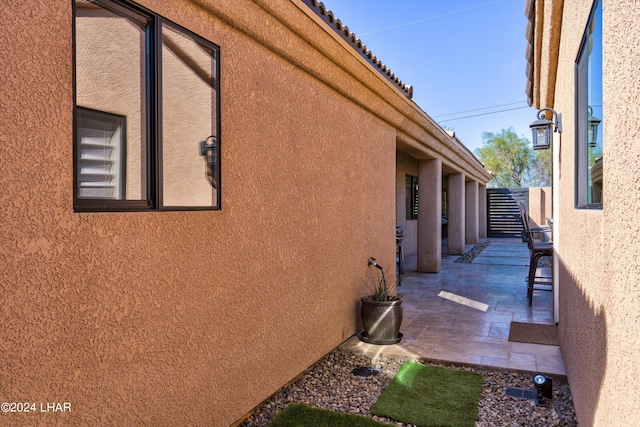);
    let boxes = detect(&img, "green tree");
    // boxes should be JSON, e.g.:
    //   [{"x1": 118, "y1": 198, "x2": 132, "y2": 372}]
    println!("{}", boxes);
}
[
  {"x1": 475, "y1": 128, "x2": 534, "y2": 188},
  {"x1": 530, "y1": 149, "x2": 552, "y2": 187}
]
